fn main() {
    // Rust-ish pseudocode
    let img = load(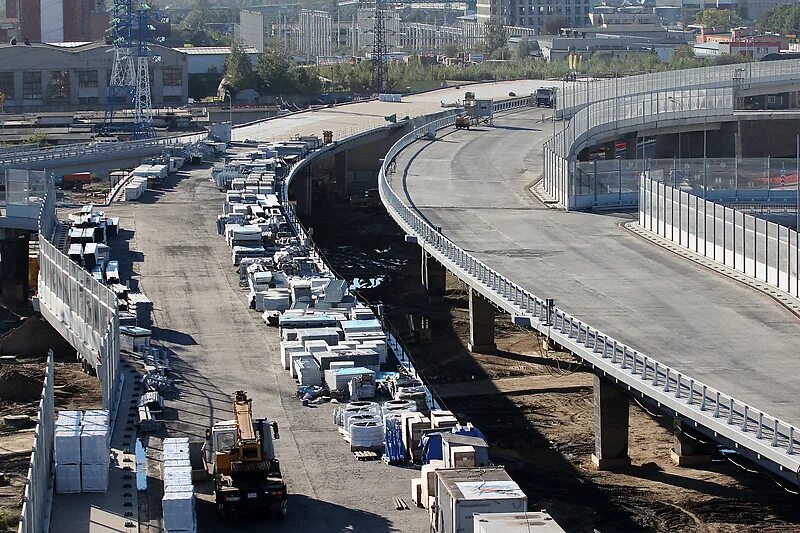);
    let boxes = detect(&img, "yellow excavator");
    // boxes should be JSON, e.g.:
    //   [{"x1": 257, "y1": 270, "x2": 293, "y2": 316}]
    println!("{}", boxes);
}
[{"x1": 204, "y1": 390, "x2": 287, "y2": 520}]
